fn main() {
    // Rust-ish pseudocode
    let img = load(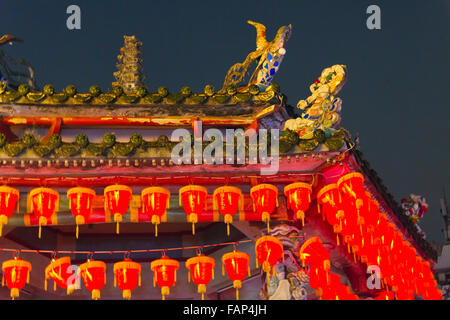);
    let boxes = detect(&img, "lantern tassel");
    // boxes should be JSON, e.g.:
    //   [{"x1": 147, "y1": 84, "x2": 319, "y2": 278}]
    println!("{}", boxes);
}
[
  {"x1": 152, "y1": 215, "x2": 160, "y2": 237},
  {"x1": 198, "y1": 284, "x2": 206, "y2": 300},
  {"x1": 114, "y1": 213, "x2": 122, "y2": 234},
  {"x1": 161, "y1": 286, "x2": 170, "y2": 300},
  {"x1": 38, "y1": 216, "x2": 47, "y2": 239},
  {"x1": 296, "y1": 210, "x2": 305, "y2": 226},
  {"x1": 123, "y1": 289, "x2": 131, "y2": 300},
  {"x1": 92, "y1": 289, "x2": 101, "y2": 300},
  {"x1": 233, "y1": 280, "x2": 241, "y2": 301},
  {"x1": 189, "y1": 213, "x2": 198, "y2": 235},
  {"x1": 224, "y1": 214, "x2": 233, "y2": 236},
  {"x1": 10, "y1": 288, "x2": 19, "y2": 300}
]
